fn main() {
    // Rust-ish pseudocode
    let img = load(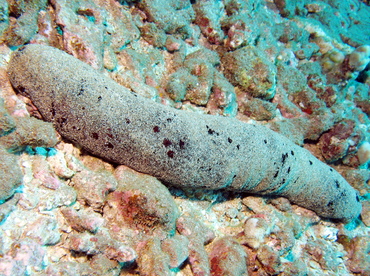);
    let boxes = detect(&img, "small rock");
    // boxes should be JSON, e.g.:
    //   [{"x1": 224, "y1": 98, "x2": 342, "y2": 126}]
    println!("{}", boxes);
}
[
  {"x1": 71, "y1": 167, "x2": 117, "y2": 211},
  {"x1": 176, "y1": 213, "x2": 215, "y2": 275},
  {"x1": 360, "y1": 200, "x2": 370, "y2": 227},
  {"x1": 11, "y1": 239, "x2": 46, "y2": 271},
  {"x1": 305, "y1": 239, "x2": 341, "y2": 271},
  {"x1": 0, "y1": 97, "x2": 16, "y2": 136},
  {"x1": 45, "y1": 261, "x2": 96, "y2": 276},
  {"x1": 137, "y1": 237, "x2": 171, "y2": 276},
  {"x1": 242, "y1": 216, "x2": 271, "y2": 249},
  {"x1": 222, "y1": 46, "x2": 277, "y2": 99},
  {"x1": 0, "y1": 116, "x2": 59, "y2": 152},
  {"x1": 89, "y1": 254, "x2": 121, "y2": 276},
  {"x1": 318, "y1": 119, "x2": 362, "y2": 163},
  {"x1": 0, "y1": 193, "x2": 20, "y2": 223},
  {"x1": 238, "y1": 97, "x2": 277, "y2": 121},
  {"x1": 161, "y1": 234, "x2": 189, "y2": 269},
  {"x1": 207, "y1": 70, "x2": 237, "y2": 117},
  {"x1": 339, "y1": 235, "x2": 370, "y2": 276},
  {"x1": 37, "y1": 184, "x2": 77, "y2": 211},
  {"x1": 268, "y1": 197, "x2": 292, "y2": 212},
  {"x1": 104, "y1": 166, "x2": 179, "y2": 240},
  {"x1": 209, "y1": 237, "x2": 248, "y2": 276},
  {"x1": 257, "y1": 244, "x2": 282, "y2": 275},
  {"x1": 0, "y1": 146, "x2": 23, "y2": 201},
  {"x1": 47, "y1": 150, "x2": 76, "y2": 179},
  {"x1": 137, "y1": 0, "x2": 195, "y2": 35},
  {"x1": 193, "y1": 0, "x2": 224, "y2": 44},
  {"x1": 61, "y1": 207, "x2": 104, "y2": 233},
  {"x1": 140, "y1": 22, "x2": 167, "y2": 47},
  {"x1": 23, "y1": 215, "x2": 60, "y2": 245}
]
